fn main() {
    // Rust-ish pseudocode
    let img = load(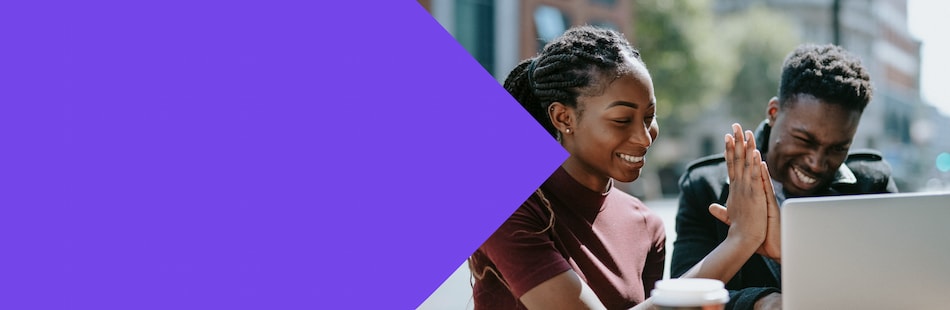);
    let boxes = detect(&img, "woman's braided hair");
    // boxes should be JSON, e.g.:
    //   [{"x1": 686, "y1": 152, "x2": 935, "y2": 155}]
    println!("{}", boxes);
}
[{"x1": 503, "y1": 25, "x2": 644, "y2": 138}]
